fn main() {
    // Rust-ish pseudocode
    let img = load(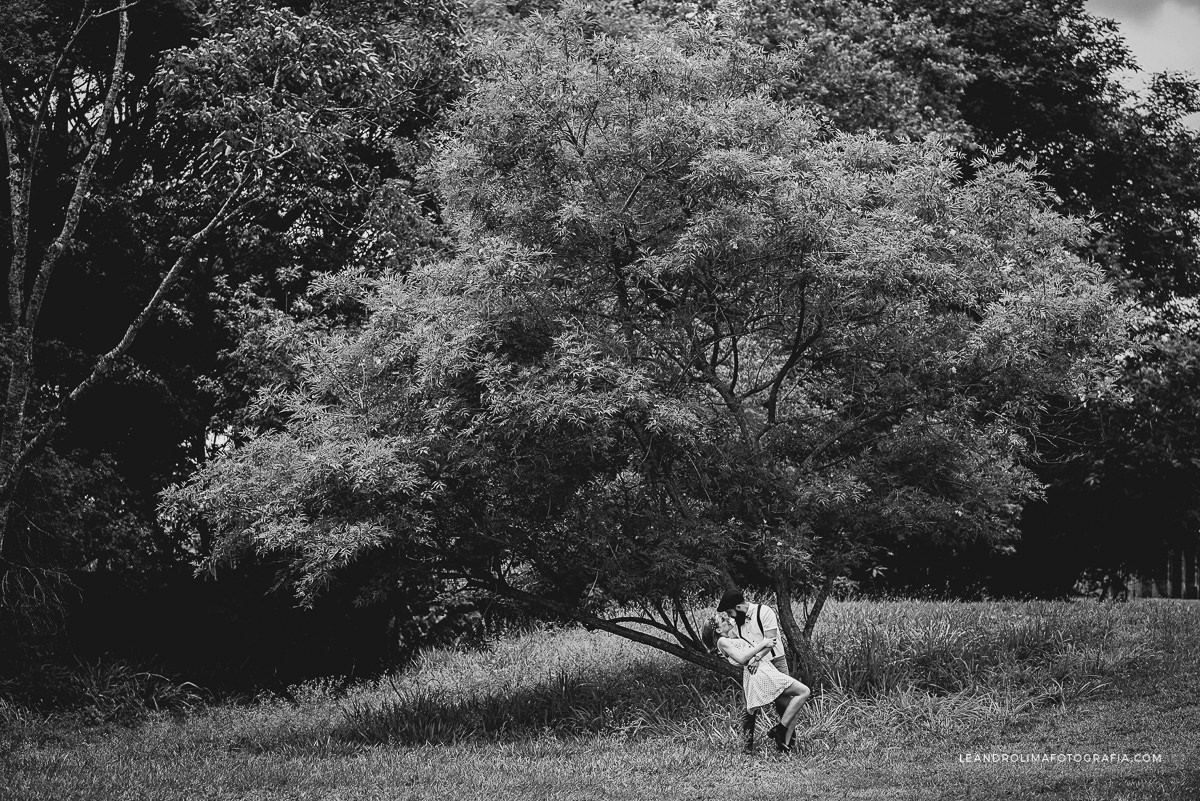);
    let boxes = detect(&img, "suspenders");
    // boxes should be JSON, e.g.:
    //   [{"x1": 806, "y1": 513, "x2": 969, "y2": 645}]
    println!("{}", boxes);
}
[{"x1": 737, "y1": 604, "x2": 767, "y2": 645}]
